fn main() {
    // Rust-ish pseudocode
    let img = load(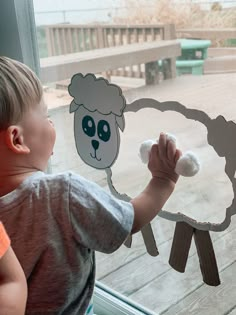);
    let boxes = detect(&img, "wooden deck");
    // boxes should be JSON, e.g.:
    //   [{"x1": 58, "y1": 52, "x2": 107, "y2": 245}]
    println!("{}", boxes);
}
[{"x1": 48, "y1": 73, "x2": 236, "y2": 315}]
